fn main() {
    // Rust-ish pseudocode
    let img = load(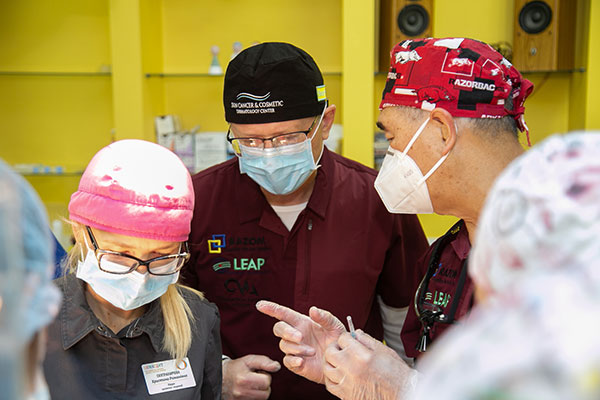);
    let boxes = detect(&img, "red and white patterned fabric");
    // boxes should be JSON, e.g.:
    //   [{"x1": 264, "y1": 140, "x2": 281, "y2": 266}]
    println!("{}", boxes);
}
[{"x1": 380, "y1": 38, "x2": 534, "y2": 143}]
